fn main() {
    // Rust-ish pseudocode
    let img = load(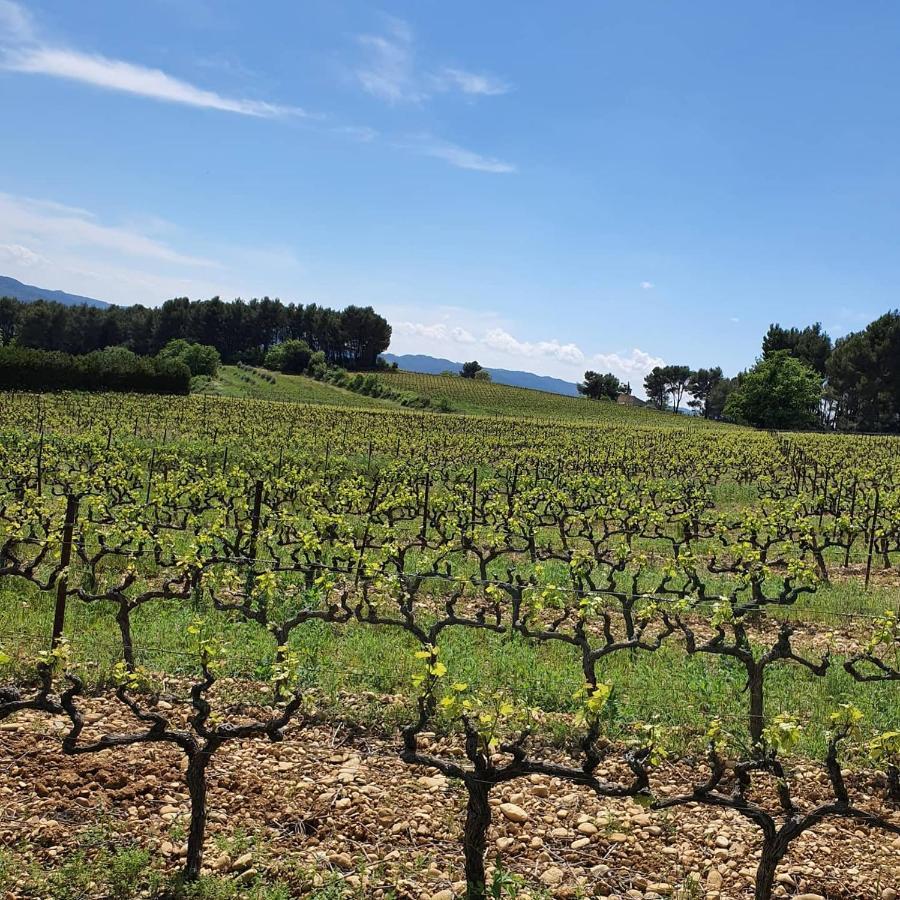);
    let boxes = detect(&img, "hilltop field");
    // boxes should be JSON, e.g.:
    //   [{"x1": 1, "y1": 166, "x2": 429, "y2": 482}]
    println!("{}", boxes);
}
[
  {"x1": 200, "y1": 364, "x2": 723, "y2": 425},
  {"x1": 0, "y1": 385, "x2": 897, "y2": 900}
]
